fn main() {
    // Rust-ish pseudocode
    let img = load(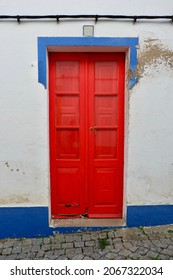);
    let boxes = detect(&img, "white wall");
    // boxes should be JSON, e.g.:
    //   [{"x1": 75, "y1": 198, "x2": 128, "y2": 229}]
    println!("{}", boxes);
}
[{"x1": 0, "y1": 0, "x2": 173, "y2": 206}]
